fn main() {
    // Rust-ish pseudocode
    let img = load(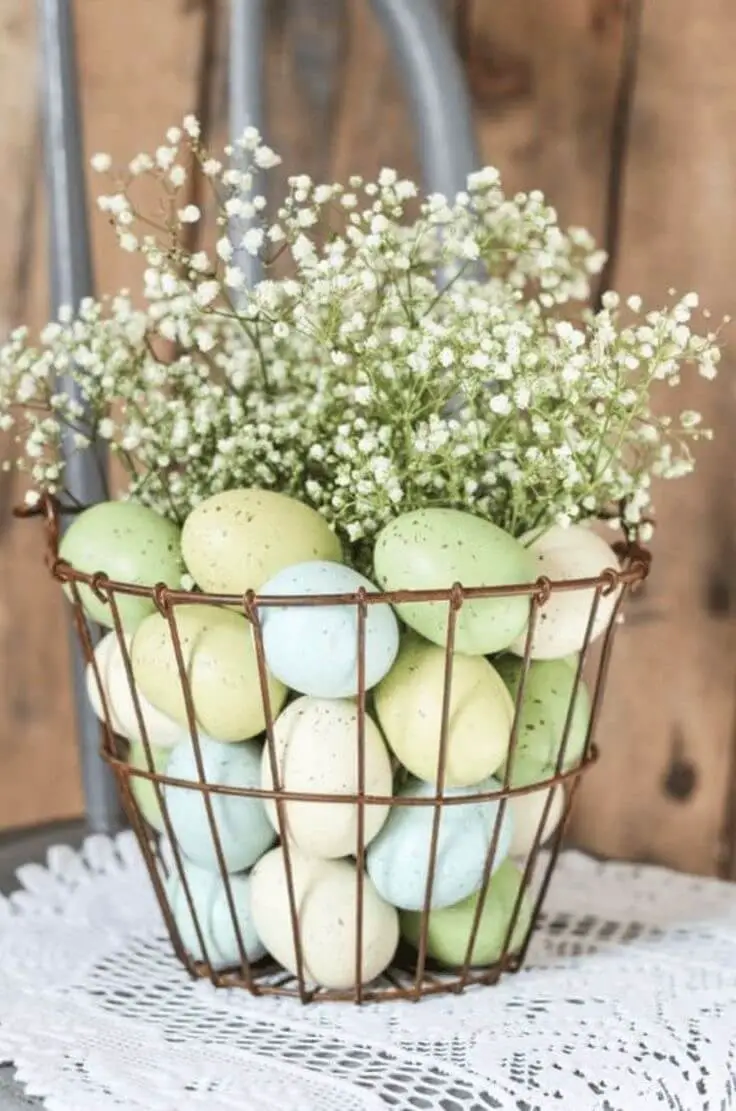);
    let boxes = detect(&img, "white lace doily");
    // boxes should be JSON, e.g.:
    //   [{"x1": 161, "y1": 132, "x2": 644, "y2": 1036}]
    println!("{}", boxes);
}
[{"x1": 2, "y1": 835, "x2": 736, "y2": 1111}]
